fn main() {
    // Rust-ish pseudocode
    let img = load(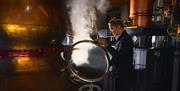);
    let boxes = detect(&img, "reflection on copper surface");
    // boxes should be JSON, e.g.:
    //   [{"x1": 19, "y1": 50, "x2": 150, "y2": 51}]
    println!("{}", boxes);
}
[
  {"x1": 15, "y1": 57, "x2": 31, "y2": 64},
  {"x1": 13, "y1": 57, "x2": 33, "y2": 72},
  {"x1": 12, "y1": 45, "x2": 29, "y2": 50},
  {"x1": 129, "y1": 0, "x2": 152, "y2": 28},
  {"x1": 0, "y1": 24, "x2": 61, "y2": 50},
  {"x1": 0, "y1": 0, "x2": 67, "y2": 50},
  {"x1": 178, "y1": 24, "x2": 180, "y2": 33},
  {"x1": 5, "y1": 24, "x2": 27, "y2": 31},
  {"x1": 13, "y1": 56, "x2": 50, "y2": 73},
  {"x1": 4, "y1": 24, "x2": 27, "y2": 36}
]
